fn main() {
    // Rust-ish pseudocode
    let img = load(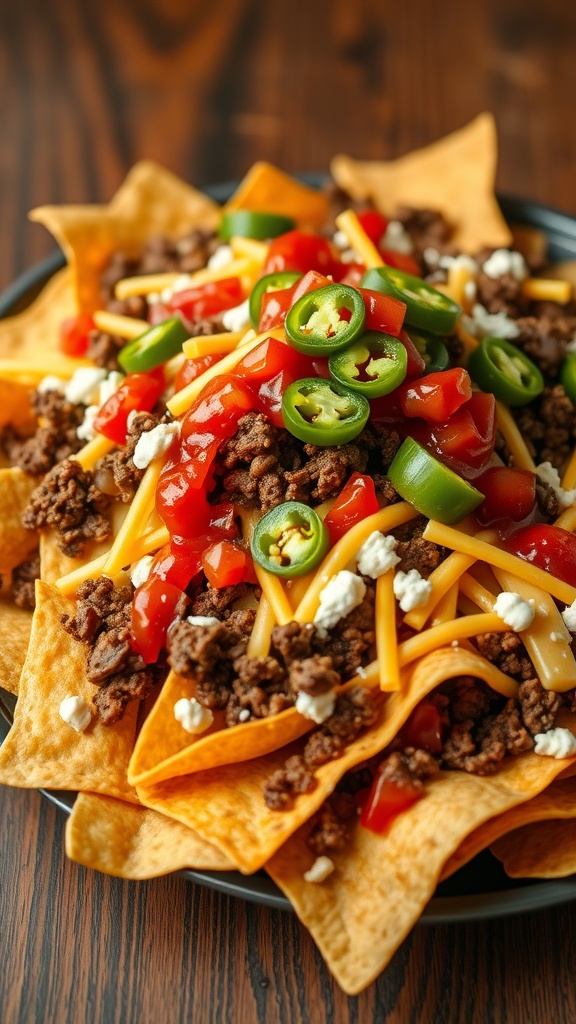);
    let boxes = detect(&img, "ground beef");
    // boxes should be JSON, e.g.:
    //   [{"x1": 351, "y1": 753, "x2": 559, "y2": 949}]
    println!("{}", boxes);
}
[
  {"x1": 395, "y1": 206, "x2": 455, "y2": 261},
  {"x1": 99, "y1": 230, "x2": 219, "y2": 307},
  {"x1": 270, "y1": 594, "x2": 375, "y2": 683},
  {"x1": 475, "y1": 271, "x2": 530, "y2": 318},
  {"x1": 86, "y1": 330, "x2": 127, "y2": 372},
  {"x1": 513, "y1": 317, "x2": 572, "y2": 379},
  {"x1": 166, "y1": 617, "x2": 251, "y2": 713},
  {"x1": 263, "y1": 686, "x2": 379, "y2": 809},
  {"x1": 271, "y1": 621, "x2": 318, "y2": 665},
  {"x1": 442, "y1": 698, "x2": 533, "y2": 775},
  {"x1": 535, "y1": 478, "x2": 560, "y2": 520},
  {"x1": 61, "y1": 577, "x2": 164, "y2": 724},
  {"x1": 307, "y1": 799, "x2": 355, "y2": 856},
  {"x1": 283, "y1": 441, "x2": 368, "y2": 504},
  {"x1": 2, "y1": 388, "x2": 84, "y2": 476},
  {"x1": 190, "y1": 583, "x2": 254, "y2": 619},
  {"x1": 475, "y1": 631, "x2": 535, "y2": 682},
  {"x1": 92, "y1": 411, "x2": 160, "y2": 501},
  {"x1": 228, "y1": 653, "x2": 293, "y2": 724},
  {"x1": 392, "y1": 516, "x2": 447, "y2": 578},
  {"x1": 11, "y1": 554, "x2": 40, "y2": 610},
  {"x1": 518, "y1": 677, "x2": 561, "y2": 736},
  {"x1": 22, "y1": 459, "x2": 111, "y2": 557},
  {"x1": 514, "y1": 385, "x2": 576, "y2": 470},
  {"x1": 288, "y1": 655, "x2": 340, "y2": 696}
]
